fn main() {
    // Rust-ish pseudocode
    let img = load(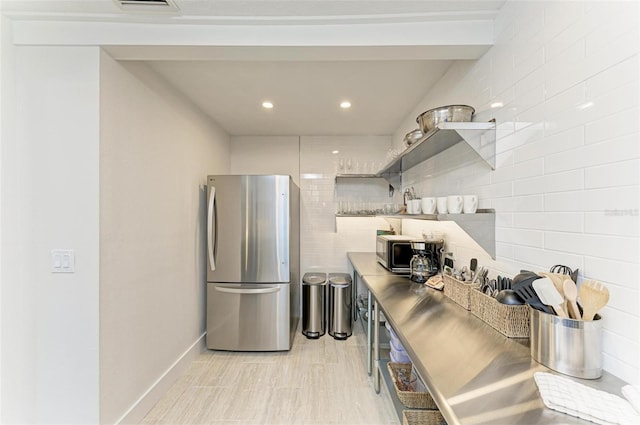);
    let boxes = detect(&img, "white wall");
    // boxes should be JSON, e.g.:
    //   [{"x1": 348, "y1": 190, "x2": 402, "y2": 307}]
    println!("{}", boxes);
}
[
  {"x1": 394, "y1": 0, "x2": 640, "y2": 383},
  {"x1": 230, "y1": 136, "x2": 300, "y2": 186},
  {"x1": 99, "y1": 54, "x2": 230, "y2": 424},
  {"x1": 1, "y1": 43, "x2": 231, "y2": 424},
  {"x1": 1, "y1": 45, "x2": 101, "y2": 424},
  {"x1": 299, "y1": 136, "x2": 396, "y2": 273},
  {"x1": 0, "y1": 15, "x2": 11, "y2": 416}
]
